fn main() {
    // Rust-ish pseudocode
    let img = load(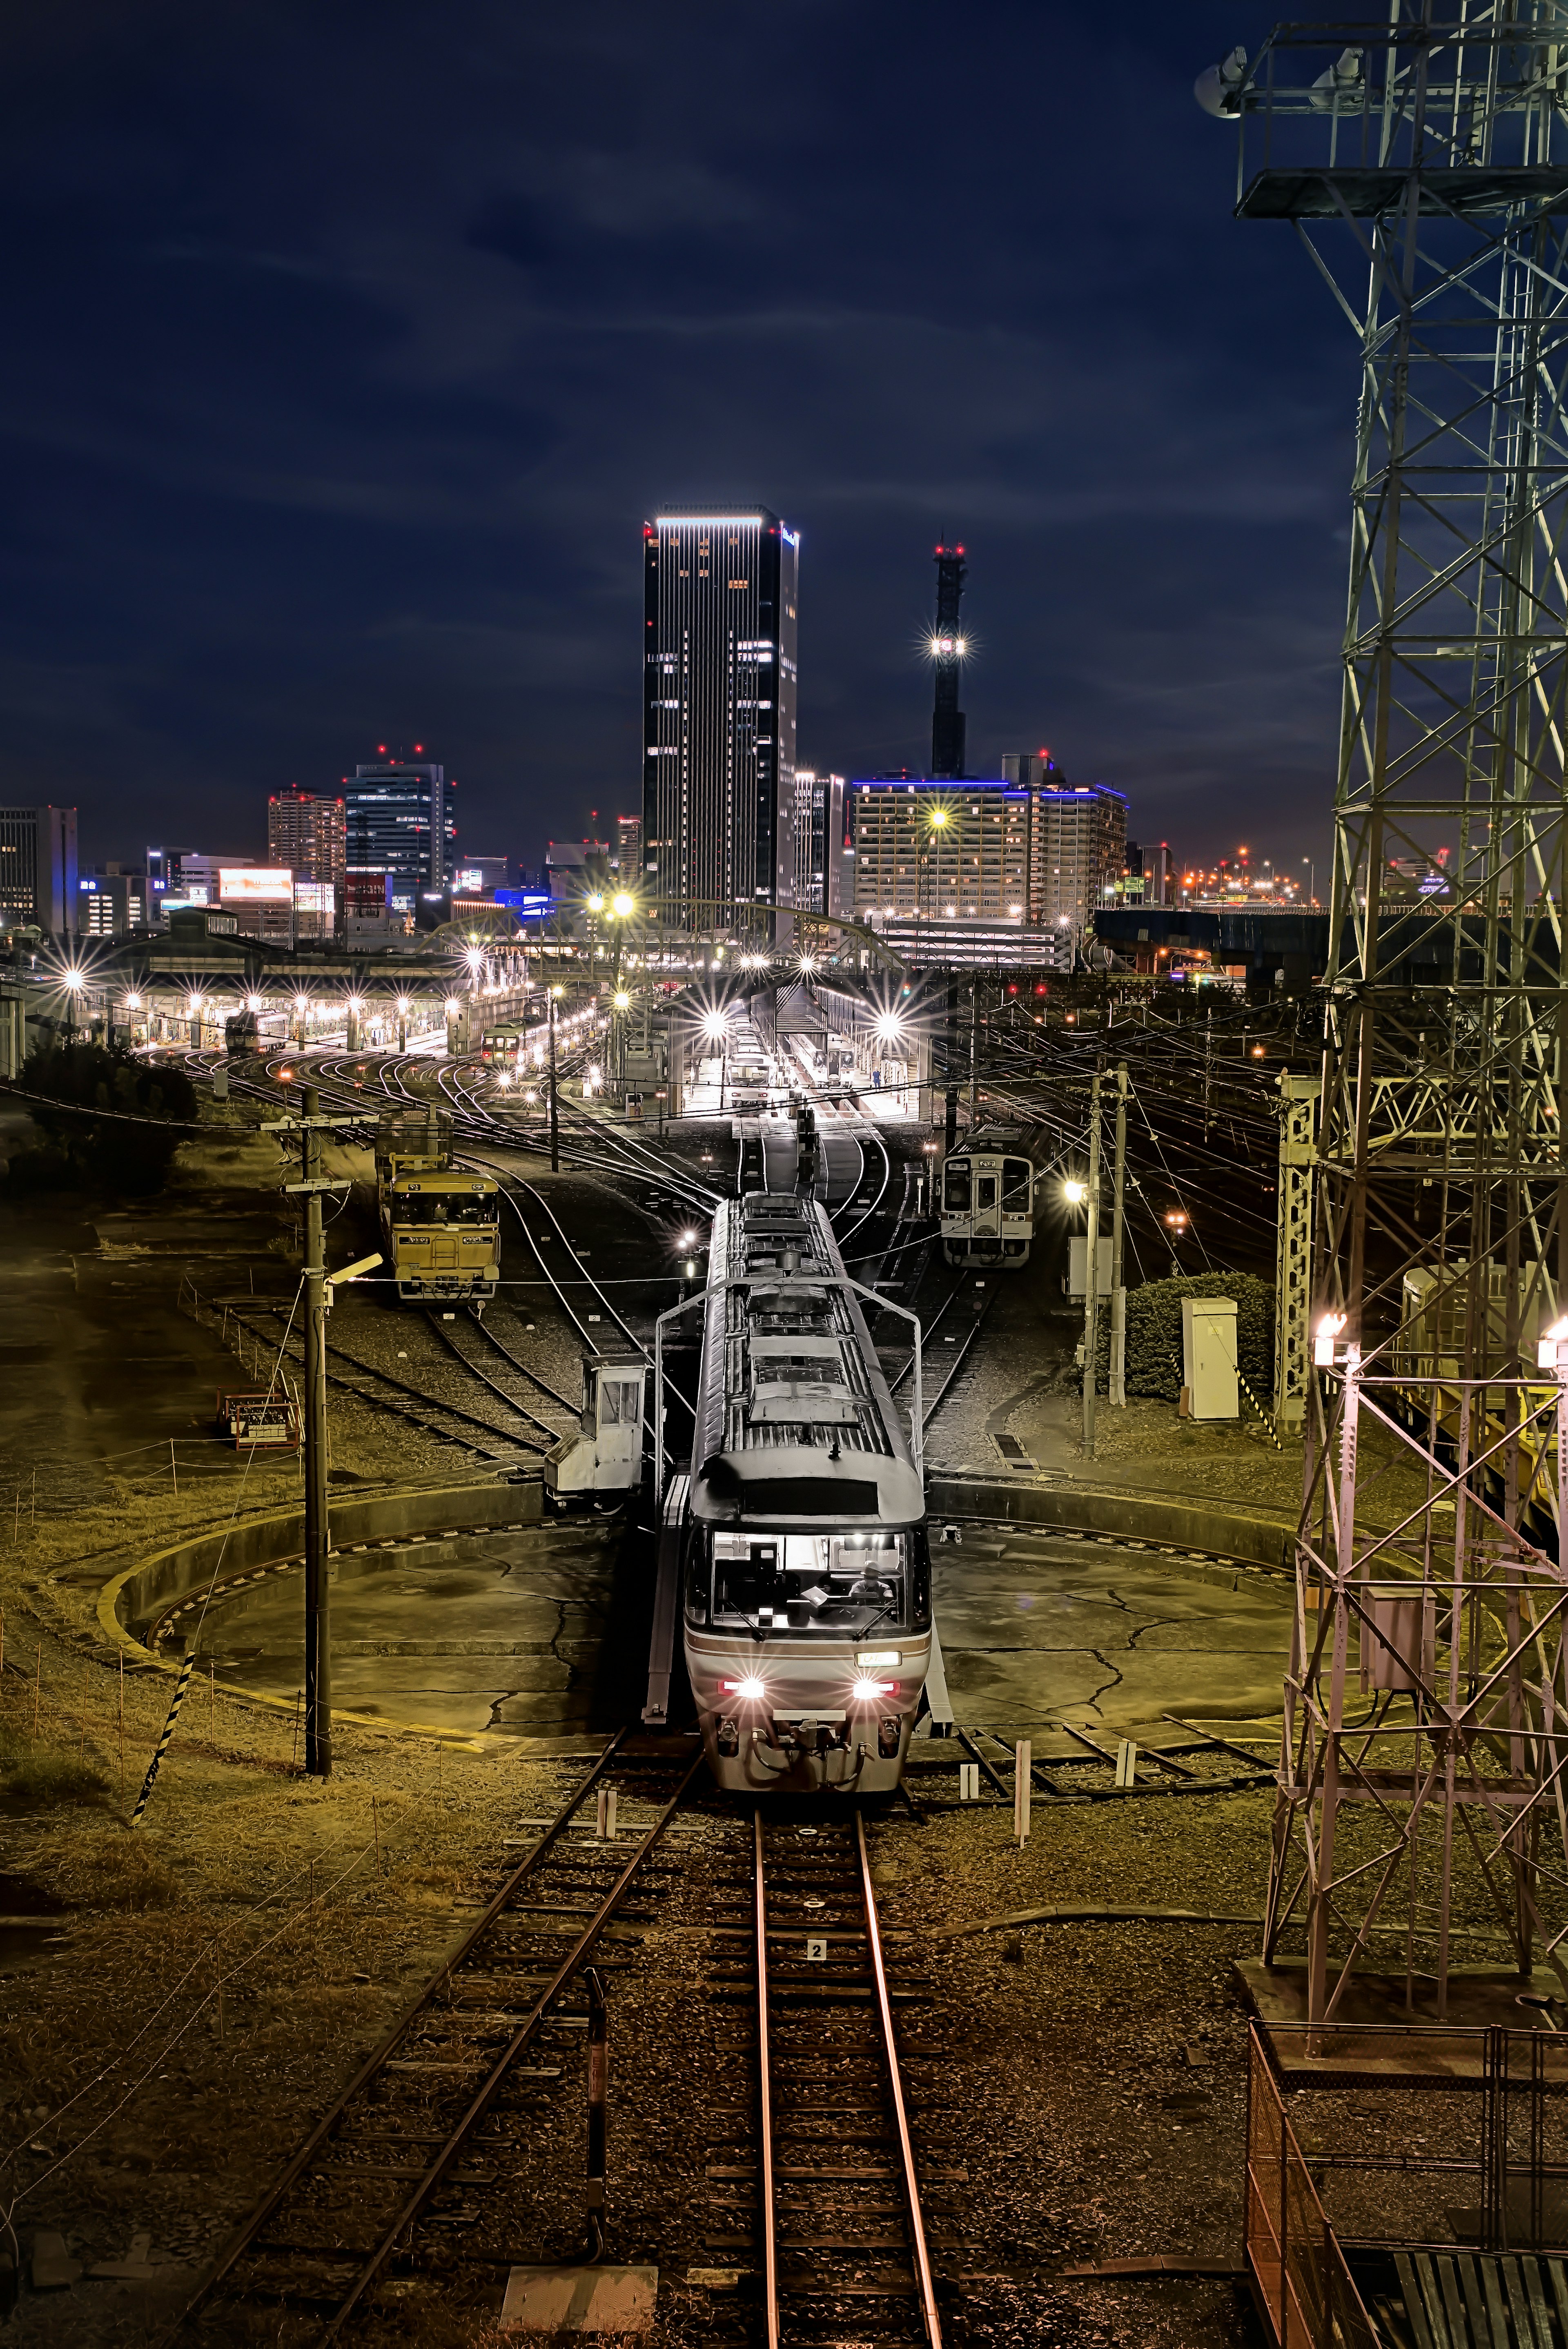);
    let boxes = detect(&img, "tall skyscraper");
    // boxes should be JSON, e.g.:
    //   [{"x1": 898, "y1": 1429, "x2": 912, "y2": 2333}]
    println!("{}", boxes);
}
[
  {"x1": 642, "y1": 510, "x2": 798, "y2": 940},
  {"x1": 268, "y1": 788, "x2": 346, "y2": 891},
  {"x1": 929, "y1": 544, "x2": 968, "y2": 780},
  {"x1": 343, "y1": 756, "x2": 454, "y2": 913}
]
